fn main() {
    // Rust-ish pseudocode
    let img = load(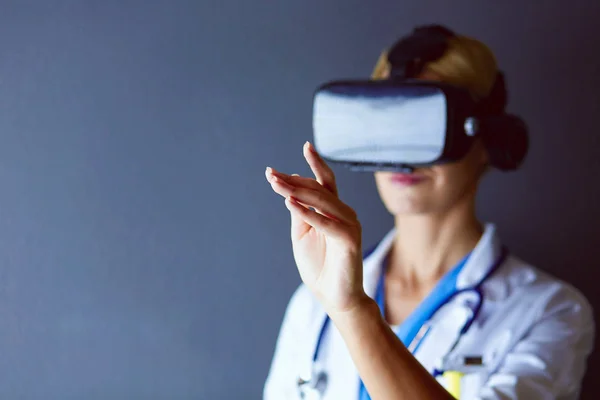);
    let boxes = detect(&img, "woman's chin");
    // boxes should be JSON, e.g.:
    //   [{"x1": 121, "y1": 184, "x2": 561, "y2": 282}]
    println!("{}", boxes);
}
[{"x1": 385, "y1": 200, "x2": 434, "y2": 217}]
